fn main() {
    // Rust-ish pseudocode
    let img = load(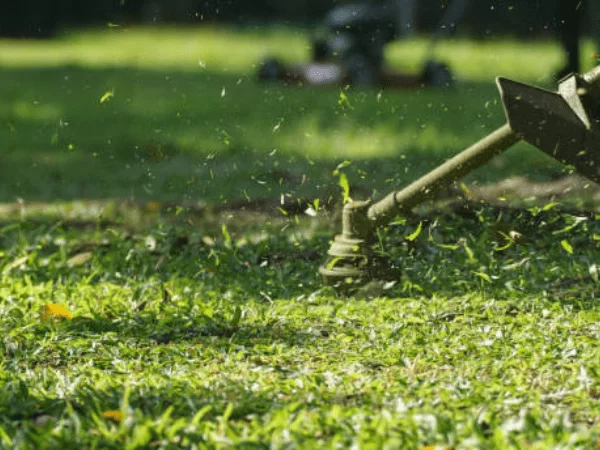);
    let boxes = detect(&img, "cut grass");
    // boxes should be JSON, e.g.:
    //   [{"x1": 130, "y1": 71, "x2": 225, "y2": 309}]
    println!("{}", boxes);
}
[{"x1": 0, "y1": 27, "x2": 598, "y2": 448}]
